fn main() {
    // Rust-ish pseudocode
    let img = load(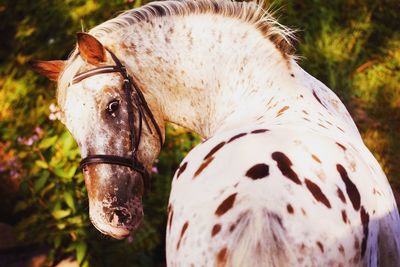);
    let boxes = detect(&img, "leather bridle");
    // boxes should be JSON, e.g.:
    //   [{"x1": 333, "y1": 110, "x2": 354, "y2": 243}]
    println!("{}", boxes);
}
[{"x1": 72, "y1": 48, "x2": 163, "y2": 191}]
